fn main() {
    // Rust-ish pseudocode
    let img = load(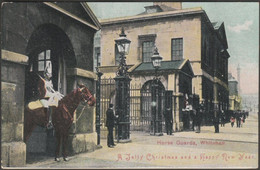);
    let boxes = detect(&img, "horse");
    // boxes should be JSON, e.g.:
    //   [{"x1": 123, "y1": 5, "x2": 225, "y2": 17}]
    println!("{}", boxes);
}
[{"x1": 24, "y1": 85, "x2": 96, "y2": 161}]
